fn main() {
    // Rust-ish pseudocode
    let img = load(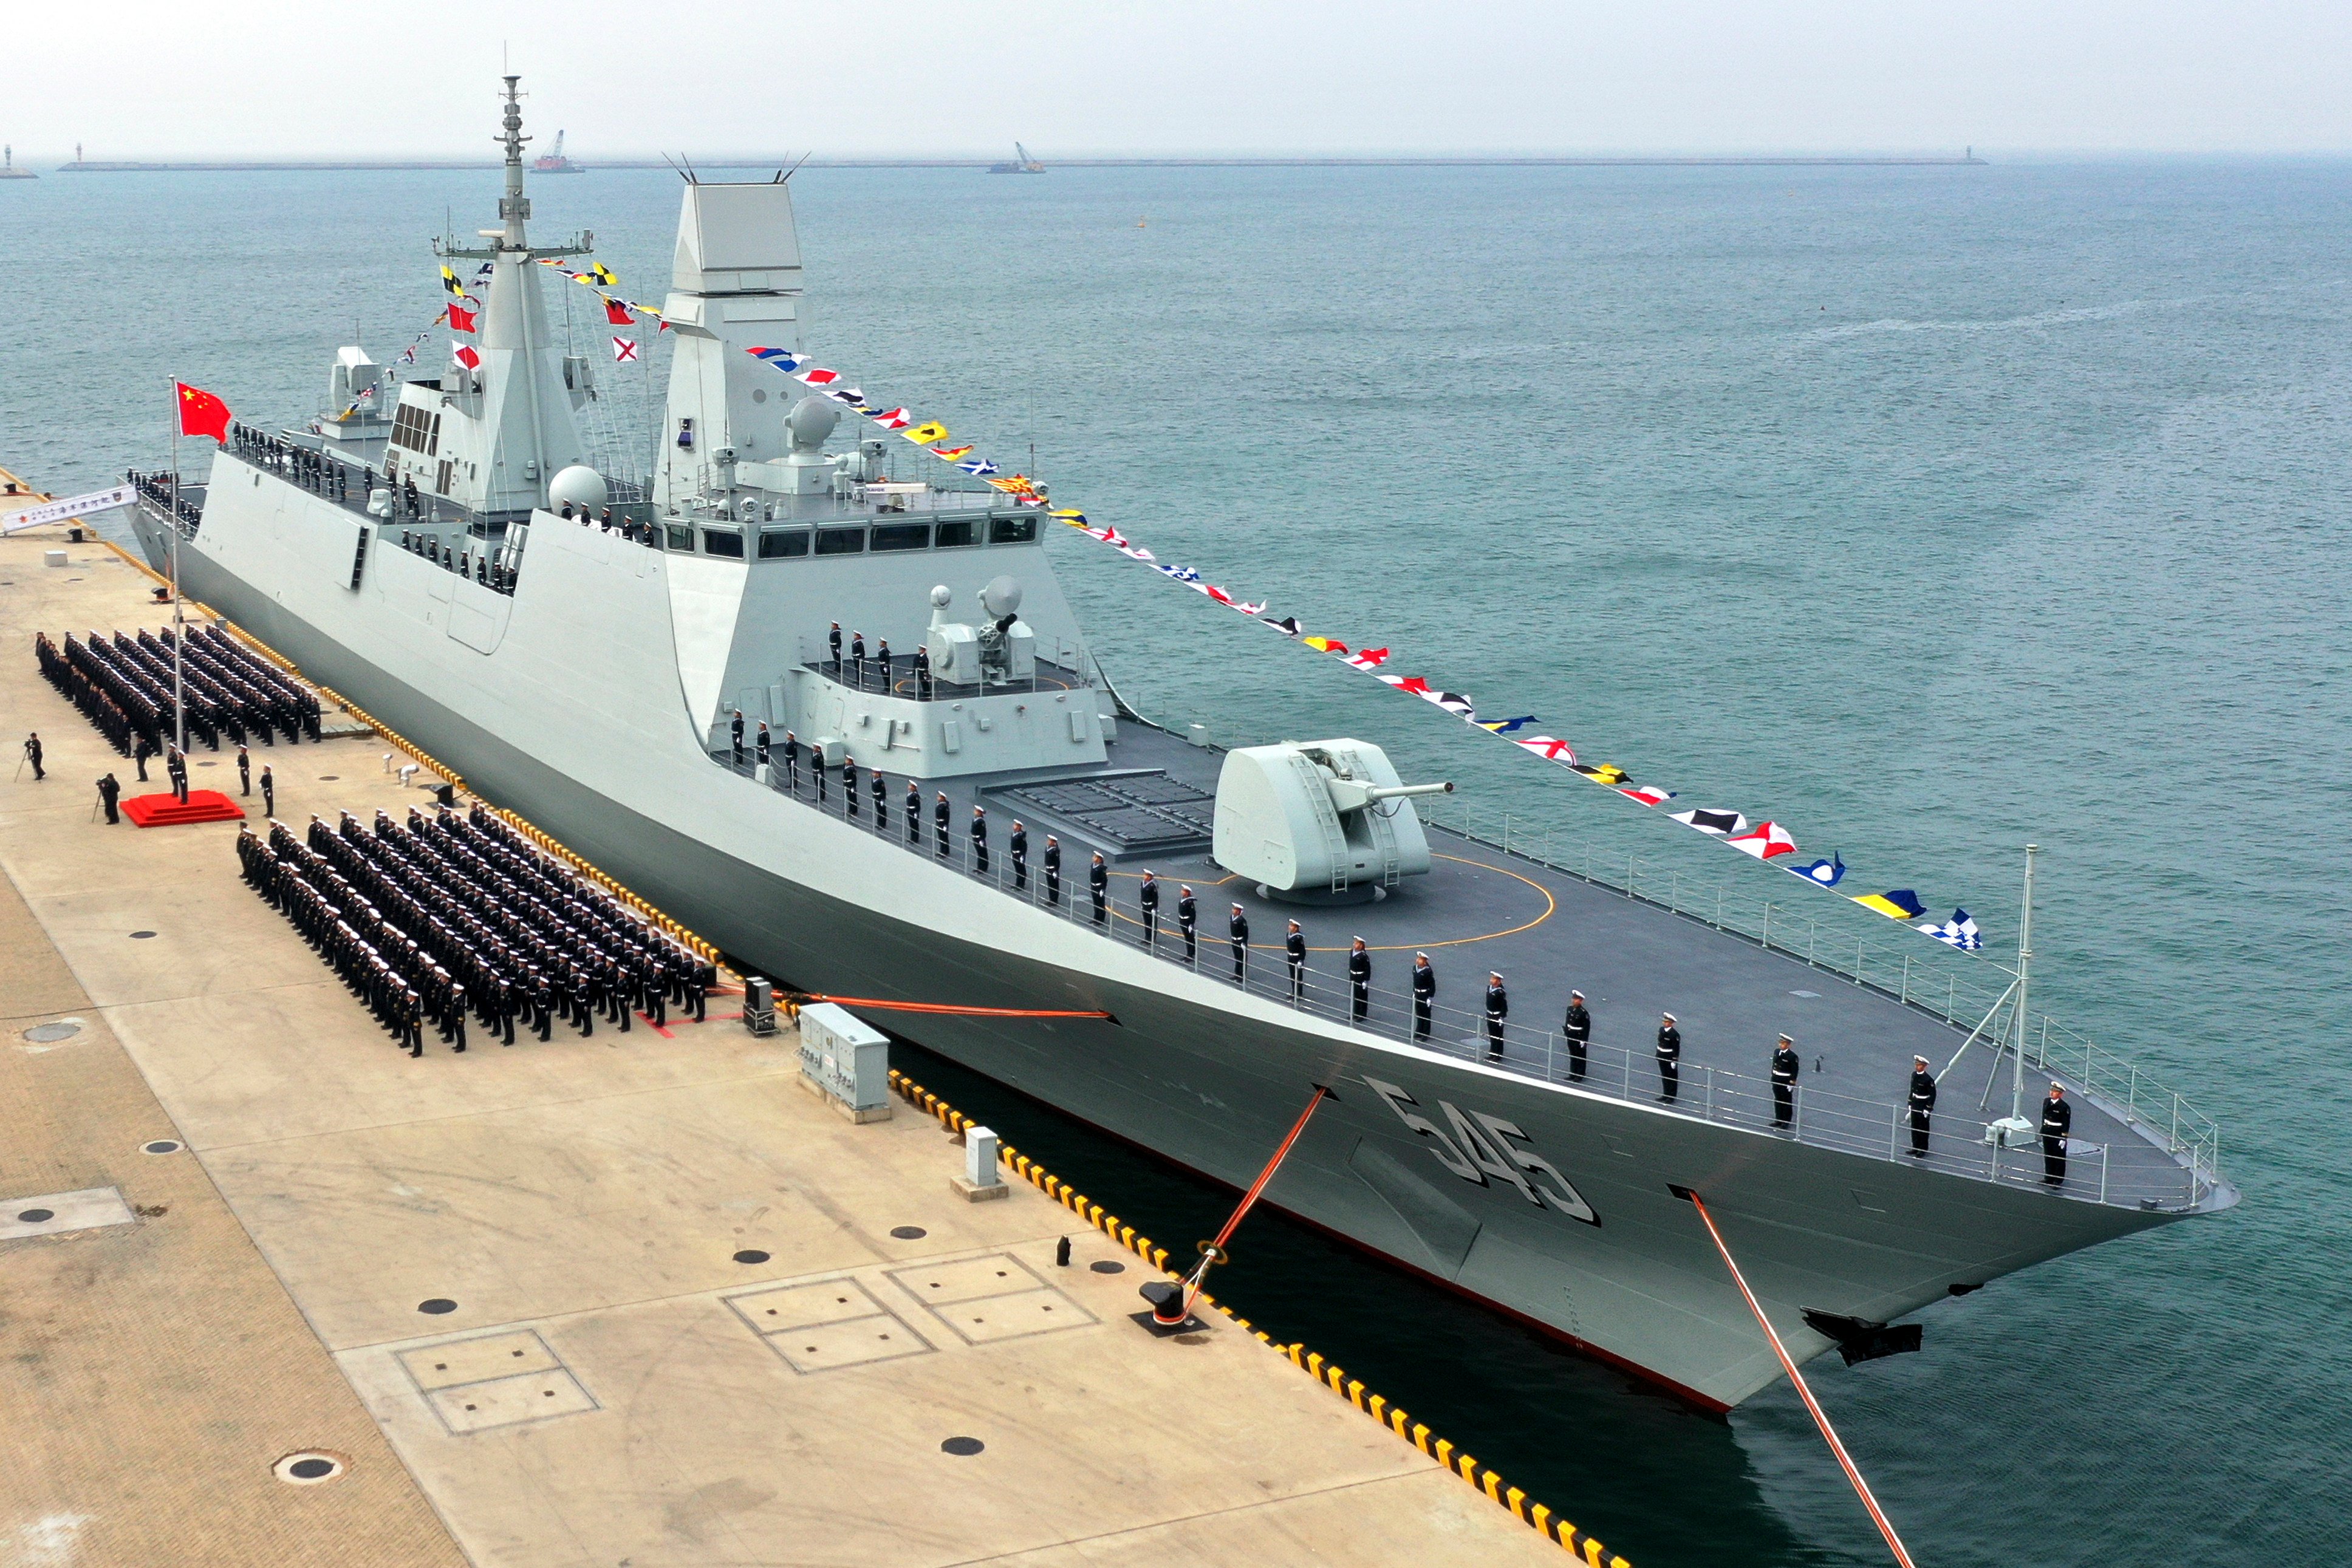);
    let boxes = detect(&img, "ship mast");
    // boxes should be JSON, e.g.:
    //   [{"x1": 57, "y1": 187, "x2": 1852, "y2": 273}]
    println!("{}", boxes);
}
[{"x1": 496, "y1": 77, "x2": 553, "y2": 506}]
